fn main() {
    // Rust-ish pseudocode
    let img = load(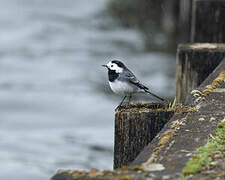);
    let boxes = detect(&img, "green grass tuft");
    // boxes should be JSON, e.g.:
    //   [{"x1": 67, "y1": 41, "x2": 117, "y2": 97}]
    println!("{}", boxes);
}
[{"x1": 168, "y1": 97, "x2": 176, "y2": 109}]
